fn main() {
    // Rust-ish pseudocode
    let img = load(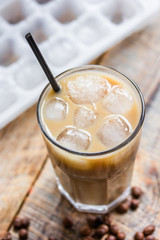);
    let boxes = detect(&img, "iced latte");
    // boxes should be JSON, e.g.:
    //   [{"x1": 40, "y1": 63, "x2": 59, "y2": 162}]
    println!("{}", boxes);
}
[{"x1": 37, "y1": 66, "x2": 145, "y2": 213}]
